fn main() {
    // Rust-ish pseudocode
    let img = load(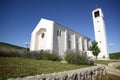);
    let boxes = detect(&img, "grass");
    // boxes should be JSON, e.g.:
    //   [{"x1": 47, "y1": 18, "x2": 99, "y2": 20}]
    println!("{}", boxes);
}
[
  {"x1": 116, "y1": 66, "x2": 120, "y2": 70},
  {"x1": 95, "y1": 60, "x2": 120, "y2": 65},
  {"x1": 0, "y1": 57, "x2": 89, "y2": 80},
  {"x1": 0, "y1": 42, "x2": 120, "y2": 79},
  {"x1": 99, "y1": 74, "x2": 120, "y2": 80}
]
